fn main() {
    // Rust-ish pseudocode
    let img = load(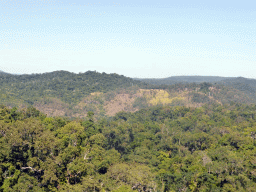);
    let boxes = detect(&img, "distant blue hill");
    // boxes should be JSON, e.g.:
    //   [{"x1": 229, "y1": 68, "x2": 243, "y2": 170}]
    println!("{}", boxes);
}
[{"x1": 134, "y1": 76, "x2": 237, "y2": 85}]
